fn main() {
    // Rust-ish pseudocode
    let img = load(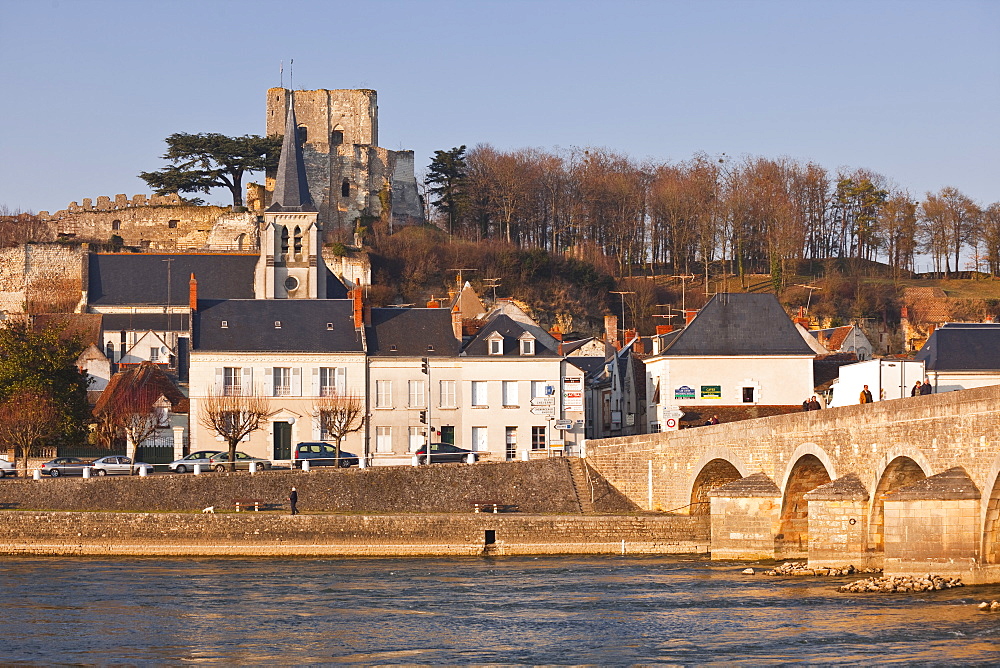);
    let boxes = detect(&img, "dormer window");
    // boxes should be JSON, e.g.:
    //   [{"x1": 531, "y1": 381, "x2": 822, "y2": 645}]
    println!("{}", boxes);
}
[
  {"x1": 274, "y1": 321, "x2": 282, "y2": 329},
  {"x1": 487, "y1": 333, "x2": 504, "y2": 356},
  {"x1": 220, "y1": 321, "x2": 228, "y2": 329},
  {"x1": 519, "y1": 333, "x2": 536, "y2": 356},
  {"x1": 326, "y1": 323, "x2": 334, "y2": 330},
  {"x1": 427, "y1": 345, "x2": 435, "y2": 352},
  {"x1": 390, "y1": 344, "x2": 398, "y2": 352}
]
